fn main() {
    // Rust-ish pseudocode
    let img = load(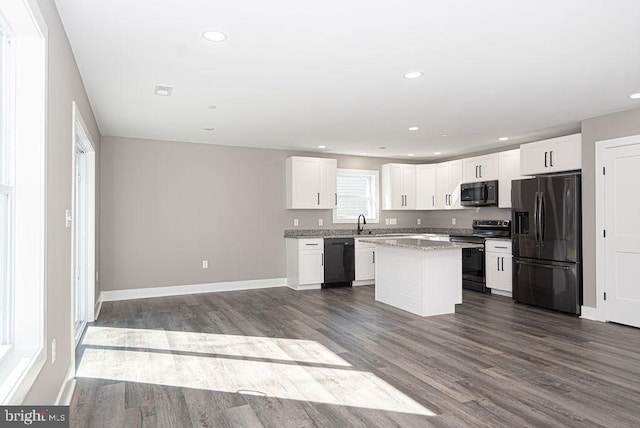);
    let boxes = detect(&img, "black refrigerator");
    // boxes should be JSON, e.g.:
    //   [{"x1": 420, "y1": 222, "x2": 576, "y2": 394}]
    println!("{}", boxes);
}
[{"x1": 511, "y1": 174, "x2": 582, "y2": 315}]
